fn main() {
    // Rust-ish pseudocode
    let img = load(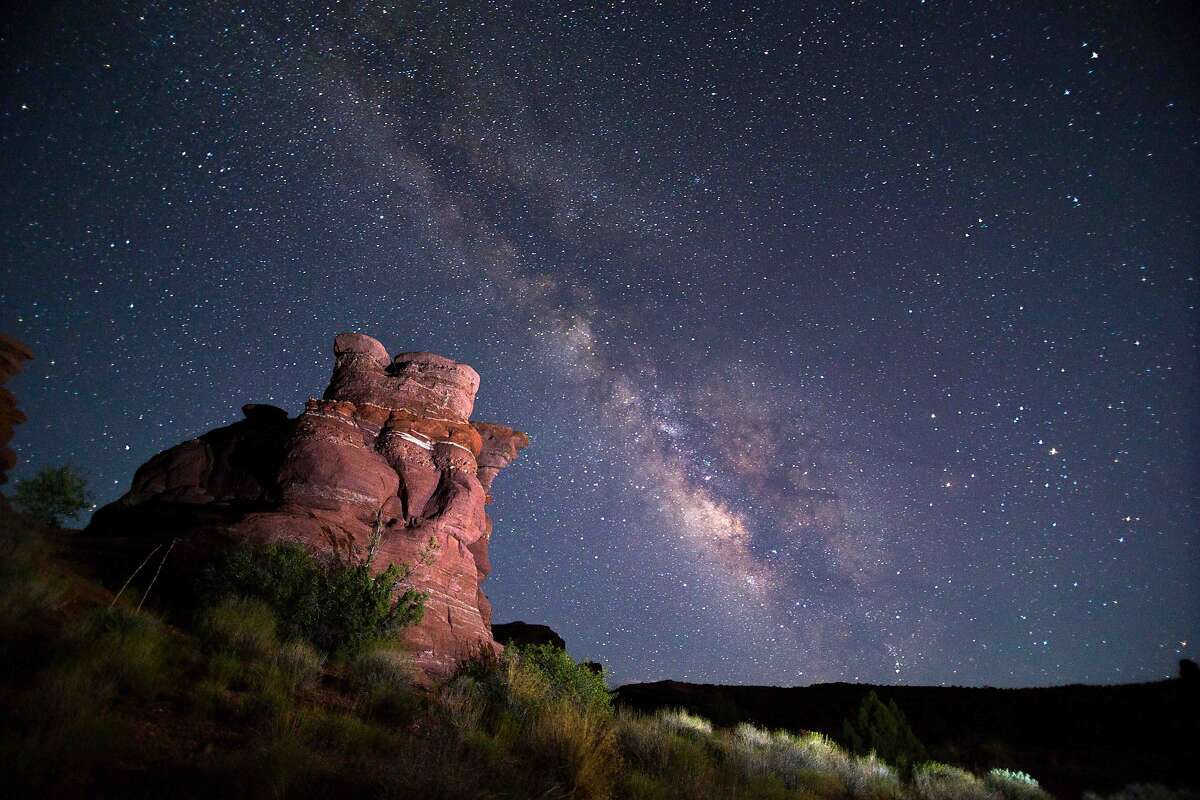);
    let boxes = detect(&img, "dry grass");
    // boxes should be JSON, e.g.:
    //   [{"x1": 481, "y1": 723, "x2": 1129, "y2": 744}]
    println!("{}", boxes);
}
[
  {"x1": 276, "y1": 640, "x2": 323, "y2": 692},
  {"x1": 0, "y1": 523, "x2": 1068, "y2": 800},
  {"x1": 658, "y1": 707, "x2": 715, "y2": 737},
  {"x1": 914, "y1": 762, "x2": 1000, "y2": 800},
  {"x1": 198, "y1": 596, "x2": 279, "y2": 661},
  {"x1": 510, "y1": 699, "x2": 622, "y2": 800}
]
